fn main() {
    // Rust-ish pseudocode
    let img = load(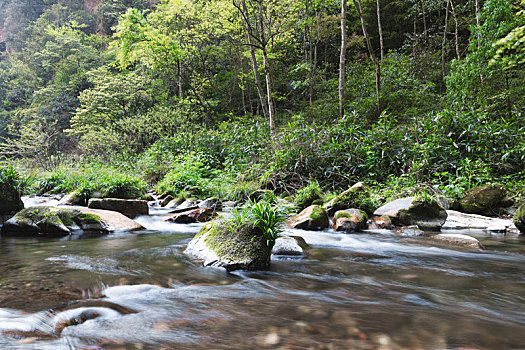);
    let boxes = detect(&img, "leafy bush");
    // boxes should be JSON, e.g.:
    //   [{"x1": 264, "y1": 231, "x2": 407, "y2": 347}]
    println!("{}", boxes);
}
[
  {"x1": 248, "y1": 200, "x2": 285, "y2": 246},
  {"x1": 294, "y1": 180, "x2": 323, "y2": 210},
  {"x1": 0, "y1": 165, "x2": 34, "y2": 194}
]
